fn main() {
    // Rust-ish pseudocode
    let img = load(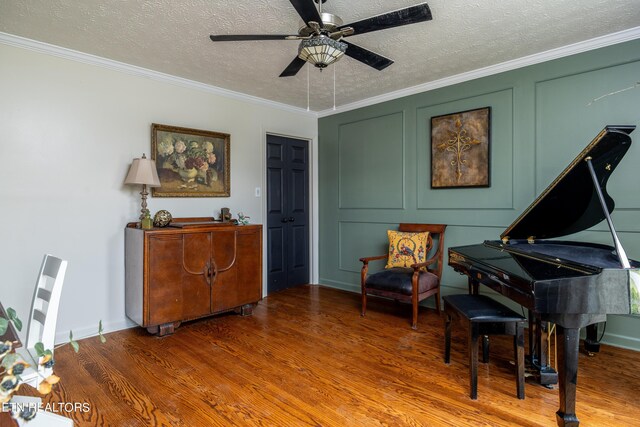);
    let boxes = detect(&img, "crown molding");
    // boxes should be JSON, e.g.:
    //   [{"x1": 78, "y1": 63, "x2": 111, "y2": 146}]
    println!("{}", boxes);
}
[
  {"x1": 318, "y1": 26, "x2": 640, "y2": 118},
  {"x1": 3, "y1": 26, "x2": 639, "y2": 120},
  {"x1": 0, "y1": 32, "x2": 317, "y2": 118}
]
